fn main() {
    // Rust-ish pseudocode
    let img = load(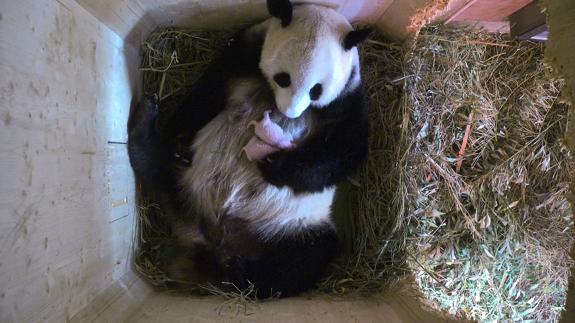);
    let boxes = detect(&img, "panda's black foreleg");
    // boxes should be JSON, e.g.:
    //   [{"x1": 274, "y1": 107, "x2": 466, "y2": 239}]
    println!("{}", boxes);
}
[
  {"x1": 162, "y1": 28, "x2": 265, "y2": 141},
  {"x1": 127, "y1": 96, "x2": 178, "y2": 190},
  {"x1": 257, "y1": 92, "x2": 369, "y2": 193},
  {"x1": 226, "y1": 225, "x2": 339, "y2": 298},
  {"x1": 128, "y1": 27, "x2": 265, "y2": 188}
]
